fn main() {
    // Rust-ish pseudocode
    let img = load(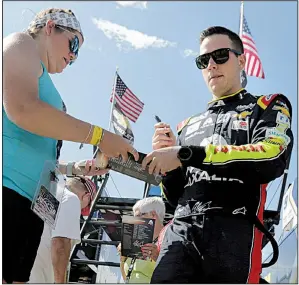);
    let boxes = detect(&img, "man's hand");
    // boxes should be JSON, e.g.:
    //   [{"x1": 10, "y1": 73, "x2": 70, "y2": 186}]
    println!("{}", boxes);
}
[
  {"x1": 141, "y1": 243, "x2": 159, "y2": 261},
  {"x1": 73, "y1": 159, "x2": 110, "y2": 176},
  {"x1": 142, "y1": 146, "x2": 182, "y2": 175},
  {"x1": 99, "y1": 130, "x2": 139, "y2": 162},
  {"x1": 152, "y1": 123, "x2": 176, "y2": 150}
]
